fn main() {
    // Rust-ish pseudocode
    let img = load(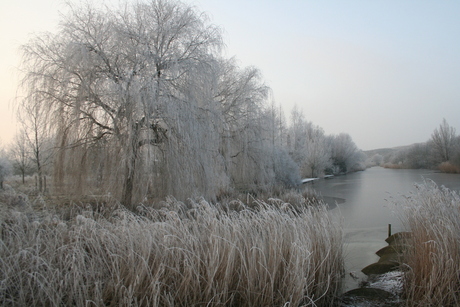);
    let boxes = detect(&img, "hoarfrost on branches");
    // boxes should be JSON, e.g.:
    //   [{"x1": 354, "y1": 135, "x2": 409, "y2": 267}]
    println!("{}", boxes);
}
[{"x1": 19, "y1": 0, "x2": 365, "y2": 204}]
